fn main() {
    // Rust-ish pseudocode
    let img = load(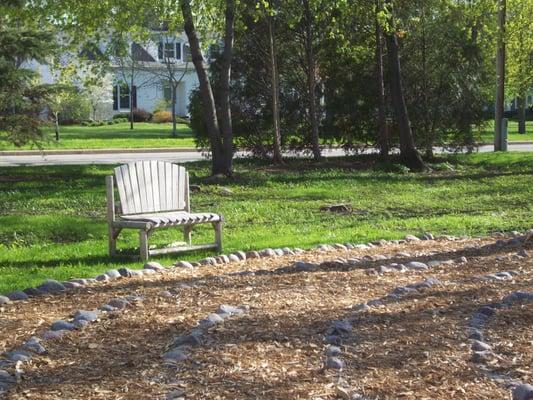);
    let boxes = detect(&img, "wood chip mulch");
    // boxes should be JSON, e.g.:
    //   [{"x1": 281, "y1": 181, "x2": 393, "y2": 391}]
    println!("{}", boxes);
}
[{"x1": 0, "y1": 237, "x2": 531, "y2": 399}]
